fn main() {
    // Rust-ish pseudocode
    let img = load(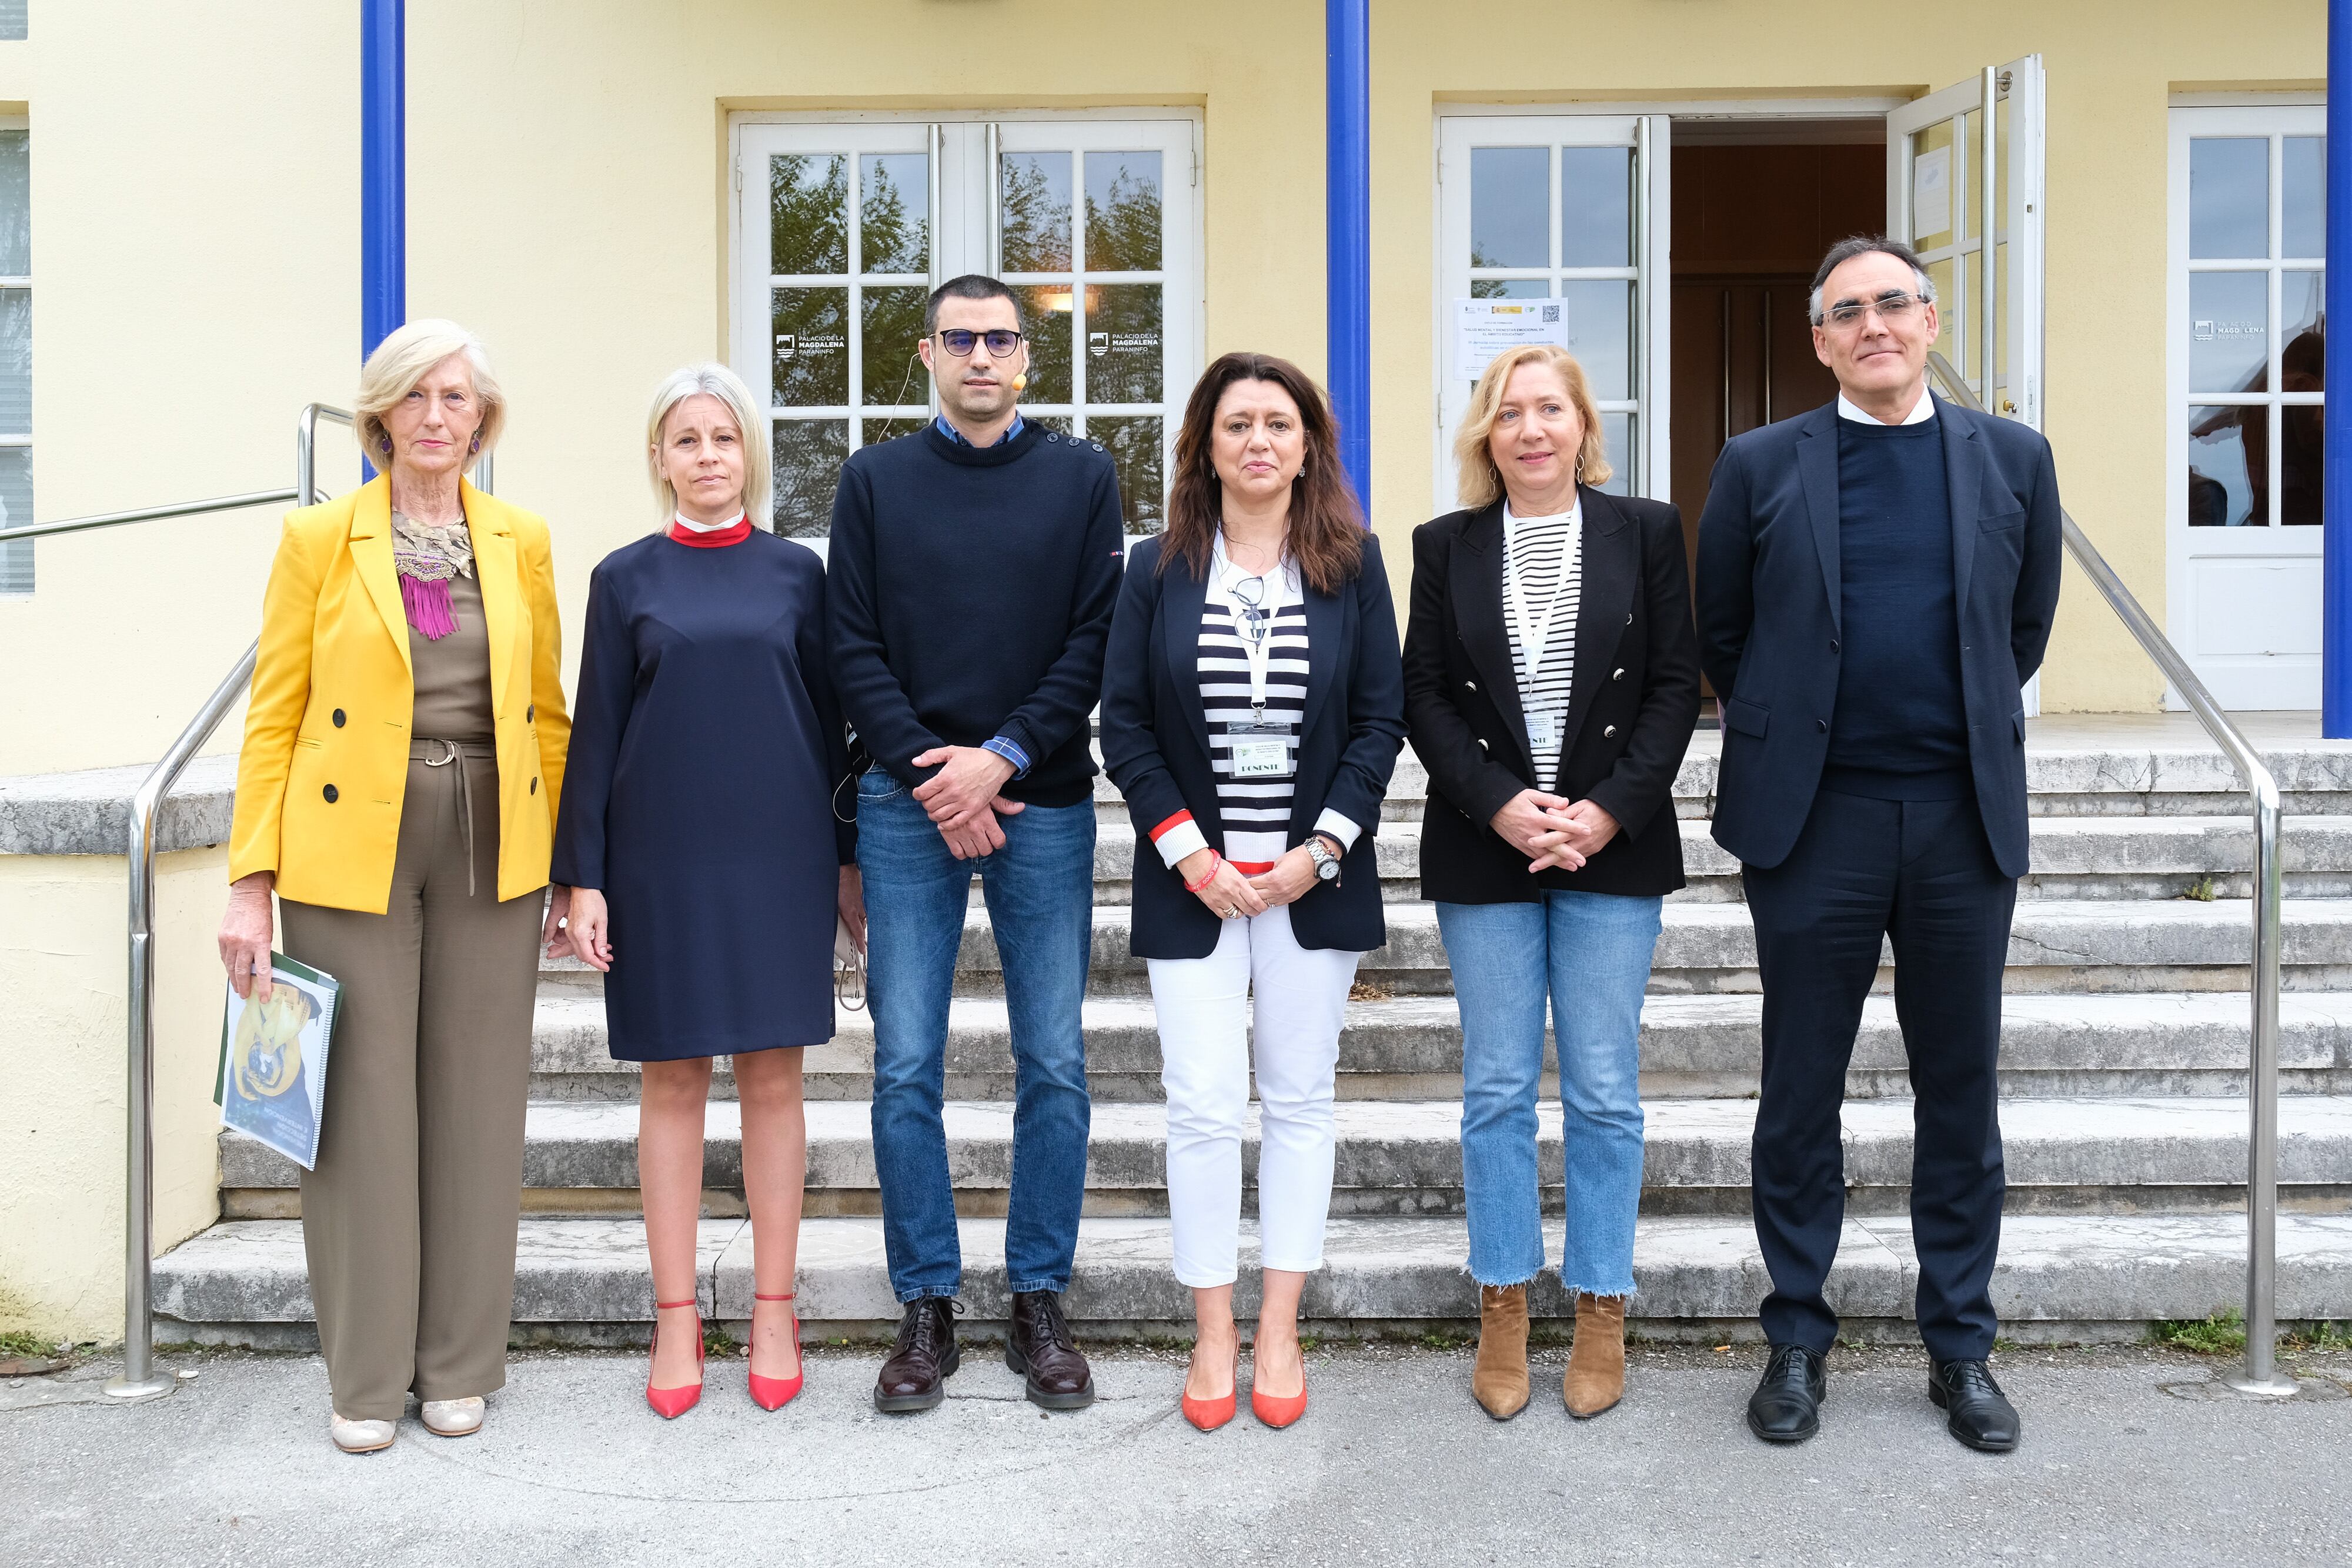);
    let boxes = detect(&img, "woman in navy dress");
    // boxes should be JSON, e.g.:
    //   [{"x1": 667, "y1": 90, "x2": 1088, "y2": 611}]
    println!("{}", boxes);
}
[{"x1": 552, "y1": 363, "x2": 861, "y2": 1419}]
